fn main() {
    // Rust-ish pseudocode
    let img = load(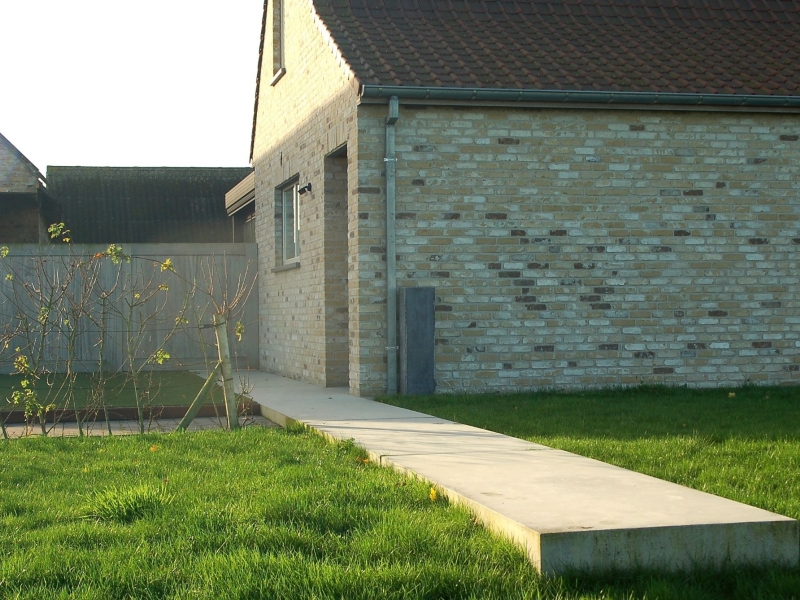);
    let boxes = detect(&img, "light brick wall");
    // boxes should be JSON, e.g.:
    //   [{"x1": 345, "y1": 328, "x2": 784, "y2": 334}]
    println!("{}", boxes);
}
[
  {"x1": 356, "y1": 105, "x2": 800, "y2": 395},
  {"x1": 252, "y1": 0, "x2": 361, "y2": 388}
]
